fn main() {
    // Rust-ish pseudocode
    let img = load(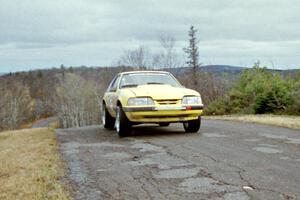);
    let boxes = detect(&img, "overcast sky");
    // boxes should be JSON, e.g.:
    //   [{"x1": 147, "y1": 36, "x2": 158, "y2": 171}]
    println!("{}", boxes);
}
[{"x1": 0, "y1": 0, "x2": 299, "y2": 73}]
